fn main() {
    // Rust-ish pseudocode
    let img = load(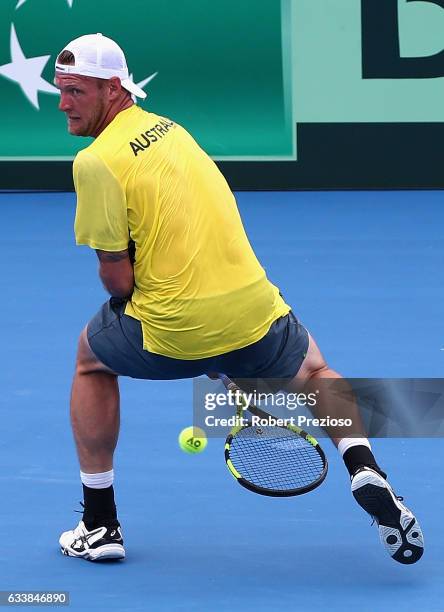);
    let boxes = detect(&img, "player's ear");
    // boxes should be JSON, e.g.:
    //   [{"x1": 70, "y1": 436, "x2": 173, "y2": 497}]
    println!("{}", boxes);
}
[{"x1": 107, "y1": 77, "x2": 122, "y2": 100}]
